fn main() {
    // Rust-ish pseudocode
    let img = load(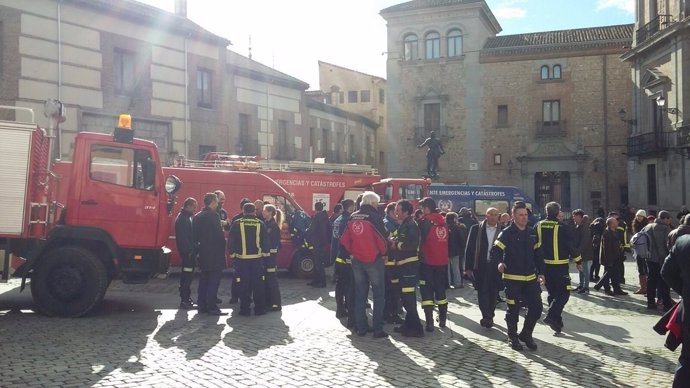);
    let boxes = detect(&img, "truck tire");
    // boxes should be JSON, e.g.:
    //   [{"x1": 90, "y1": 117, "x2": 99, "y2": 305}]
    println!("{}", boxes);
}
[
  {"x1": 291, "y1": 249, "x2": 314, "y2": 279},
  {"x1": 30, "y1": 246, "x2": 109, "y2": 317}
]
